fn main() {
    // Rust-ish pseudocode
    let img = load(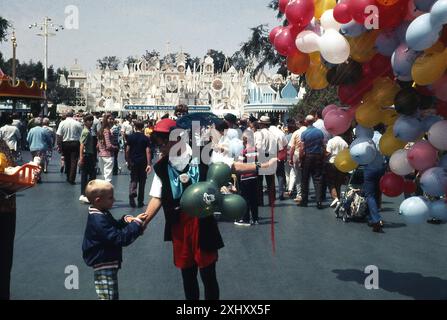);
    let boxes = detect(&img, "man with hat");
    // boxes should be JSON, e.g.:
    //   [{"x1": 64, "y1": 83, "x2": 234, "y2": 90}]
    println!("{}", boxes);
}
[
  {"x1": 297, "y1": 115, "x2": 325, "y2": 209},
  {"x1": 140, "y1": 118, "x2": 276, "y2": 300}
]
